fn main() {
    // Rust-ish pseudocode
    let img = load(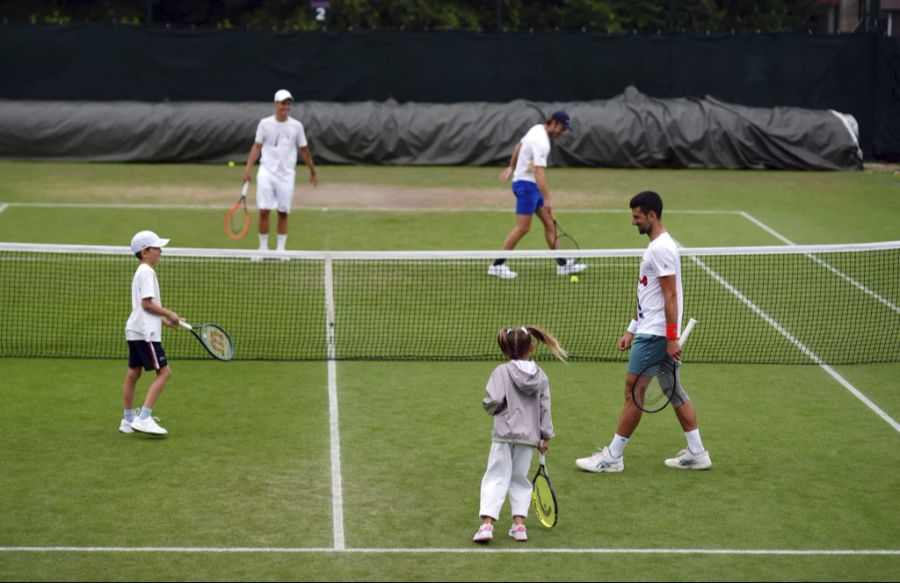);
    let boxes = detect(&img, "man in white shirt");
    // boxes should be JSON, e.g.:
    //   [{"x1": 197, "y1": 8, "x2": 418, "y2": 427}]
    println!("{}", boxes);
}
[
  {"x1": 576, "y1": 191, "x2": 712, "y2": 472},
  {"x1": 489, "y1": 111, "x2": 586, "y2": 279},
  {"x1": 243, "y1": 89, "x2": 318, "y2": 252}
]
